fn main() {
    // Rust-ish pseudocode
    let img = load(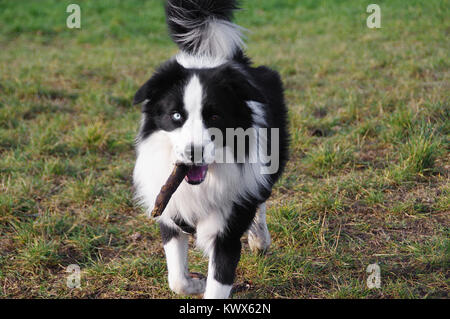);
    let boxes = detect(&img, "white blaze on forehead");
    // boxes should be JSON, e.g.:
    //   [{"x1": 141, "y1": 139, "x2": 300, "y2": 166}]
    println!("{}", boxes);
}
[
  {"x1": 184, "y1": 75, "x2": 203, "y2": 115},
  {"x1": 182, "y1": 75, "x2": 207, "y2": 146}
]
